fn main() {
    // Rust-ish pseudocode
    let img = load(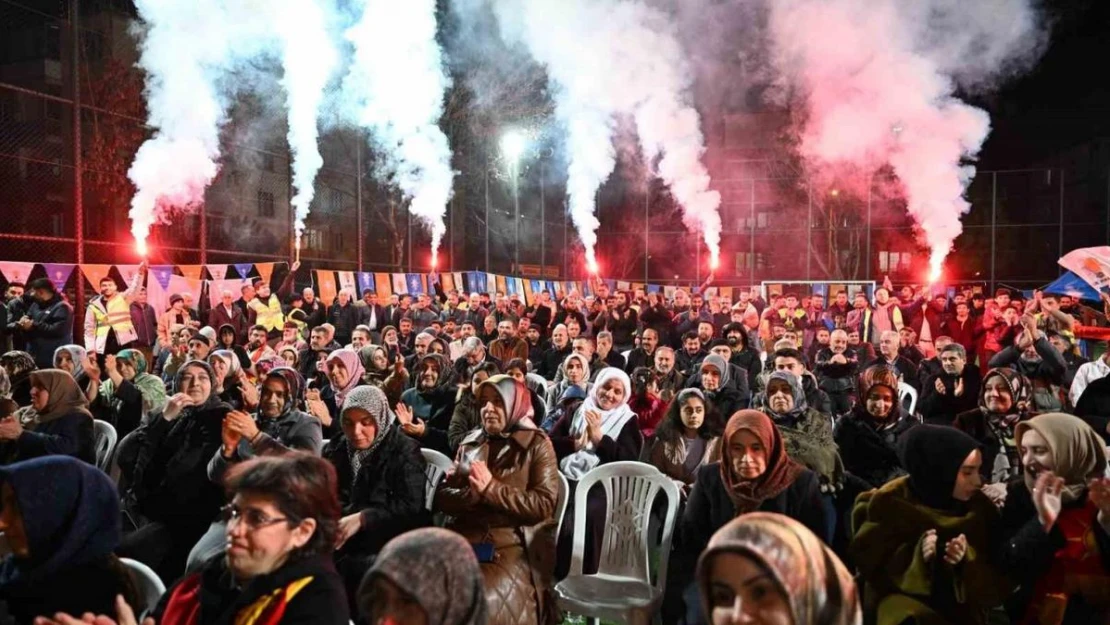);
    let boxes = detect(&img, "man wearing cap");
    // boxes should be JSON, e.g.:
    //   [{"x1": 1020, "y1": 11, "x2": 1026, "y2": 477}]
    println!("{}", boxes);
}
[
  {"x1": 246, "y1": 261, "x2": 298, "y2": 344},
  {"x1": 85, "y1": 261, "x2": 147, "y2": 366}
]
